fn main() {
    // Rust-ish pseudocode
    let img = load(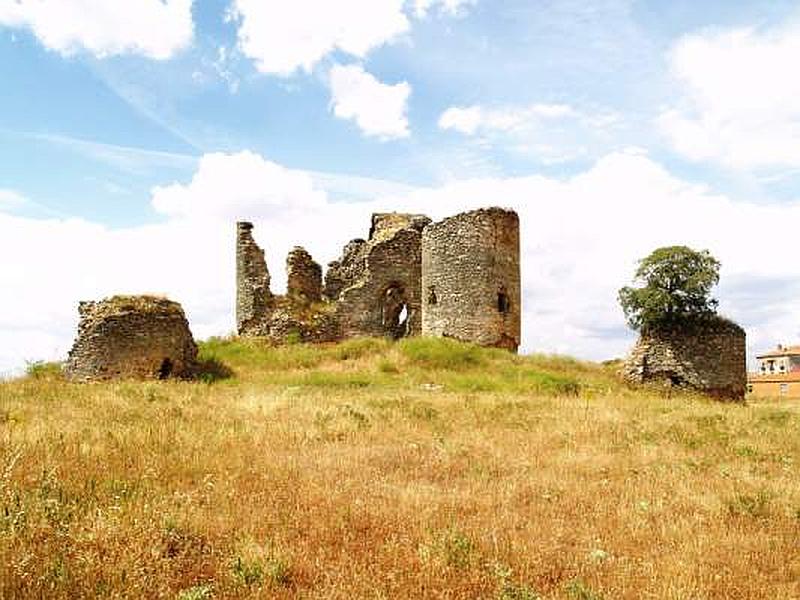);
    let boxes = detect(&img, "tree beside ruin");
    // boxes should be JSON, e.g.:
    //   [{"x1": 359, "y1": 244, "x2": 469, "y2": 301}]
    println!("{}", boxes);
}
[{"x1": 618, "y1": 245, "x2": 721, "y2": 332}]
